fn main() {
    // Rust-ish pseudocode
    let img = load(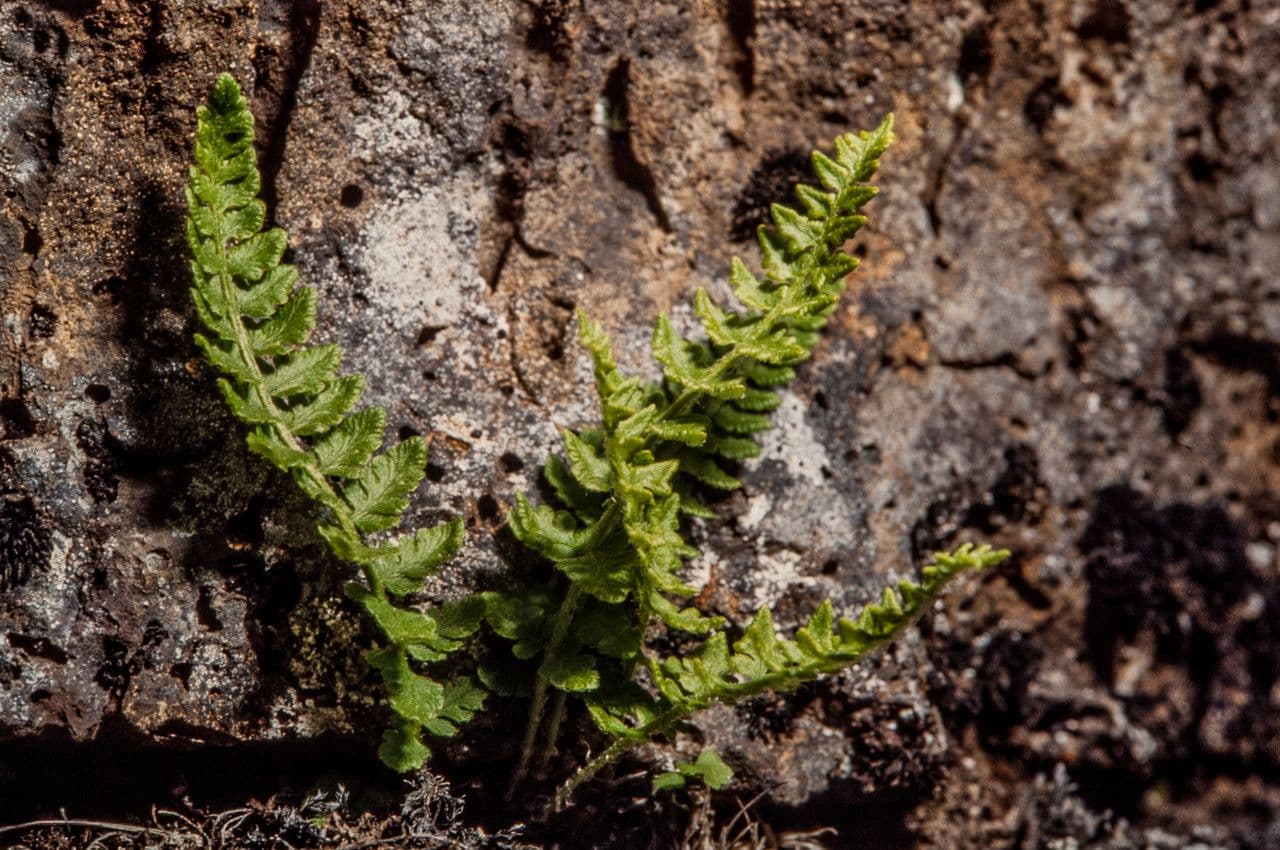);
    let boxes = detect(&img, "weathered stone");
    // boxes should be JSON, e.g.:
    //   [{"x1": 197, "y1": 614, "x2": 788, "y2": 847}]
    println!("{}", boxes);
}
[{"x1": 1, "y1": 0, "x2": 1278, "y2": 844}]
